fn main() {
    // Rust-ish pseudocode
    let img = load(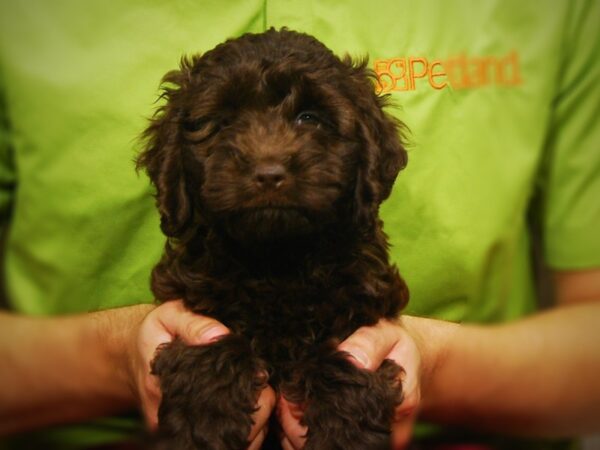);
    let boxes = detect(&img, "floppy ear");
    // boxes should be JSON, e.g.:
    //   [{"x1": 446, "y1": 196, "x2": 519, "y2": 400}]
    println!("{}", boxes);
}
[
  {"x1": 347, "y1": 58, "x2": 408, "y2": 227},
  {"x1": 137, "y1": 60, "x2": 195, "y2": 238}
]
